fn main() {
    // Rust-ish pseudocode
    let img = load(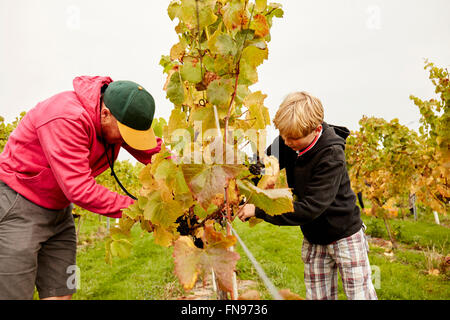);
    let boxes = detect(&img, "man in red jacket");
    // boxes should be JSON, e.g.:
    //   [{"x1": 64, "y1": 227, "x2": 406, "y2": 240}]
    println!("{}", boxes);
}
[{"x1": 0, "y1": 76, "x2": 162, "y2": 300}]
